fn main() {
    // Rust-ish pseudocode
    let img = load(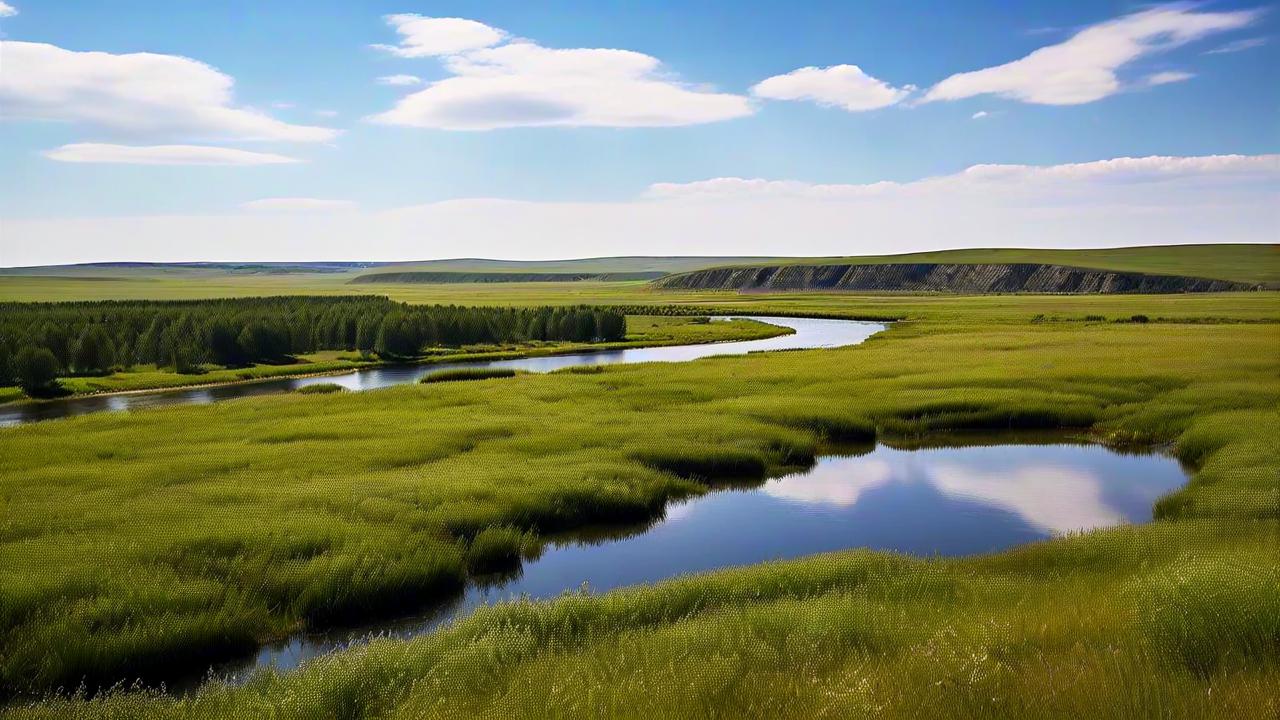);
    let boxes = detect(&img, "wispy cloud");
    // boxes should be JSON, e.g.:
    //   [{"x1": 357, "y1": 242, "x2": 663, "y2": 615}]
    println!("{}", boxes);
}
[
  {"x1": 1145, "y1": 70, "x2": 1195, "y2": 86},
  {"x1": 44, "y1": 143, "x2": 300, "y2": 165},
  {"x1": 1203, "y1": 36, "x2": 1267, "y2": 54},
  {"x1": 923, "y1": 5, "x2": 1259, "y2": 105}
]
